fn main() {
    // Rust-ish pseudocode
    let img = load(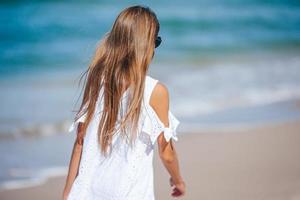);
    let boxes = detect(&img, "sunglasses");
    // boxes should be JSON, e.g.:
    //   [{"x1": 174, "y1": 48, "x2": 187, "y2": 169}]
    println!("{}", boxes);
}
[{"x1": 155, "y1": 36, "x2": 162, "y2": 48}]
